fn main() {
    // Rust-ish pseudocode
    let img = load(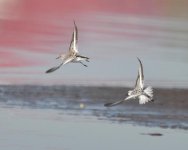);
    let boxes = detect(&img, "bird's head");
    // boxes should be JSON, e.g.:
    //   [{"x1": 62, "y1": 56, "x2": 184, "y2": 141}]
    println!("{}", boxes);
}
[{"x1": 56, "y1": 54, "x2": 65, "y2": 60}]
